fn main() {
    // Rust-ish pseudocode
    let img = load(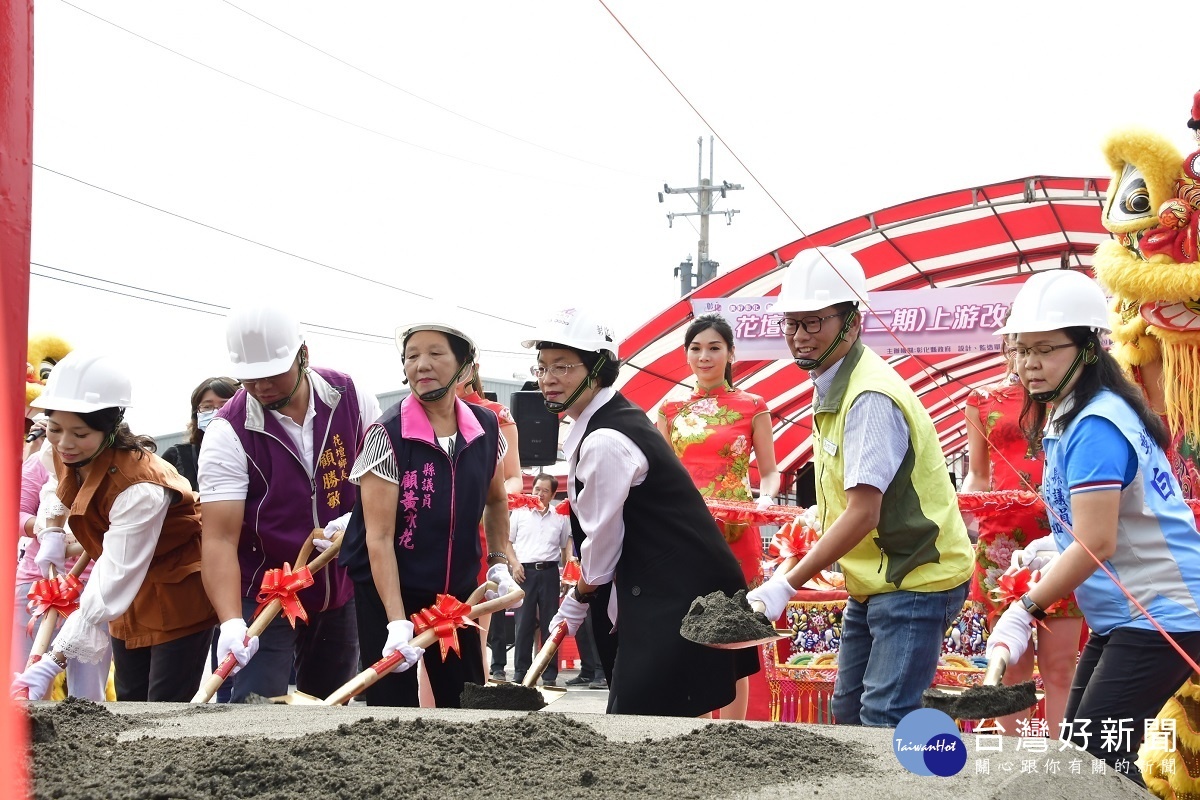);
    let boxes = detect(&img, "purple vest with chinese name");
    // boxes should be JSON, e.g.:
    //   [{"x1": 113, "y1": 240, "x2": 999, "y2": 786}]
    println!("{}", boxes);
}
[
  {"x1": 217, "y1": 367, "x2": 363, "y2": 613},
  {"x1": 345, "y1": 394, "x2": 499, "y2": 596}
]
